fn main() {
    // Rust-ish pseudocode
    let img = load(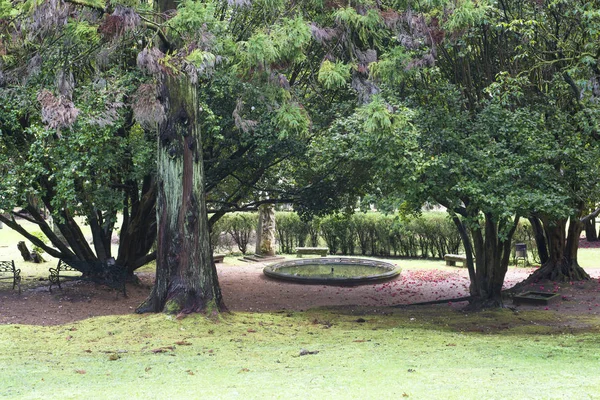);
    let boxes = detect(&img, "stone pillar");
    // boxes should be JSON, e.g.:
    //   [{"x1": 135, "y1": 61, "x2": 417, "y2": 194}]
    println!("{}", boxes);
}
[{"x1": 255, "y1": 204, "x2": 276, "y2": 256}]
